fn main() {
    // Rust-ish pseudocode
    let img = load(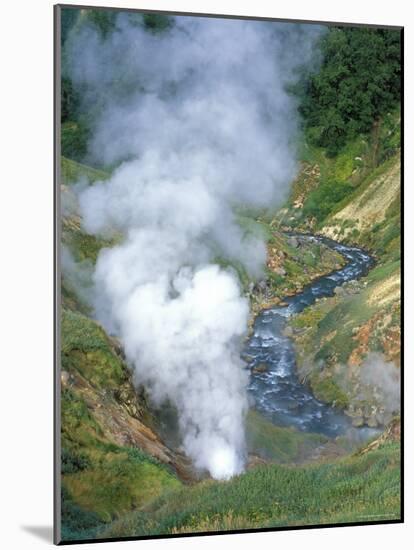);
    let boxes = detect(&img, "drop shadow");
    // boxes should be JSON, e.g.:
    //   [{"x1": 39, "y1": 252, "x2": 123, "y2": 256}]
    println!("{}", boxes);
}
[{"x1": 21, "y1": 525, "x2": 54, "y2": 543}]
